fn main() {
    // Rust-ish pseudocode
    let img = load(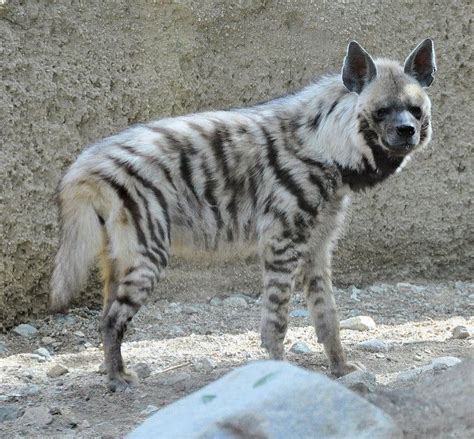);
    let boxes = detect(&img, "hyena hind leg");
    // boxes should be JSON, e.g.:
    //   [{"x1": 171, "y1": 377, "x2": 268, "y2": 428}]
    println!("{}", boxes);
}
[{"x1": 100, "y1": 223, "x2": 167, "y2": 392}]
